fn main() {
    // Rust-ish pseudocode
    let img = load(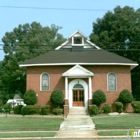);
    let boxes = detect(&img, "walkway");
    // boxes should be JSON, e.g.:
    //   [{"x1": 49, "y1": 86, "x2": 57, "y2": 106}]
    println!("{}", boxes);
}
[{"x1": 55, "y1": 107, "x2": 98, "y2": 138}]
